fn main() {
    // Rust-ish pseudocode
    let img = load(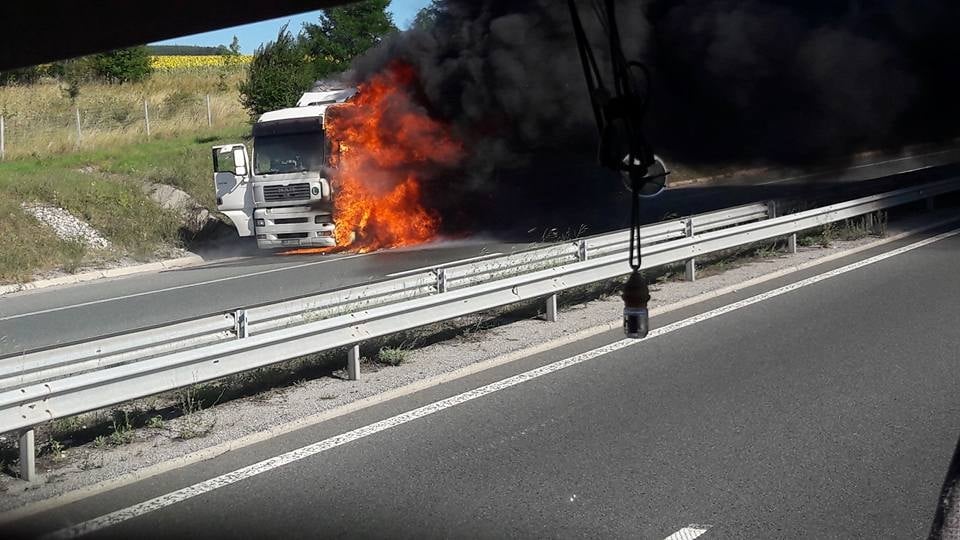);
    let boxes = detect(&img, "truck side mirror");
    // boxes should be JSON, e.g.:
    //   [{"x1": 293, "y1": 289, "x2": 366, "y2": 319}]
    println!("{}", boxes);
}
[{"x1": 233, "y1": 148, "x2": 247, "y2": 177}]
